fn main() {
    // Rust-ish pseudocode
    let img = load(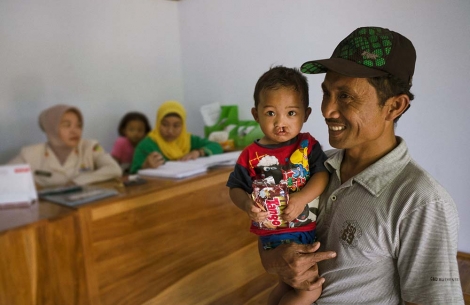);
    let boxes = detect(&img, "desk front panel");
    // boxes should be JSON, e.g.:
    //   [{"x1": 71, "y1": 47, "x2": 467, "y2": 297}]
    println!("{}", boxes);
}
[
  {"x1": 0, "y1": 211, "x2": 89, "y2": 305},
  {"x1": 79, "y1": 169, "x2": 277, "y2": 305}
]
